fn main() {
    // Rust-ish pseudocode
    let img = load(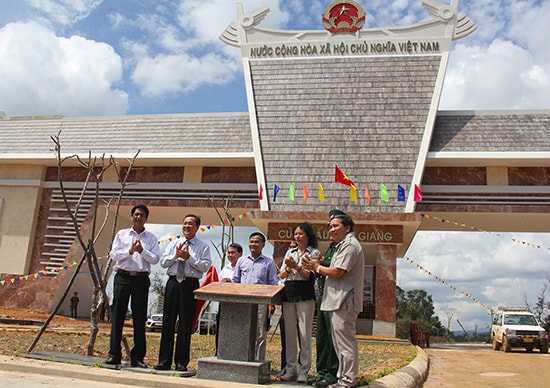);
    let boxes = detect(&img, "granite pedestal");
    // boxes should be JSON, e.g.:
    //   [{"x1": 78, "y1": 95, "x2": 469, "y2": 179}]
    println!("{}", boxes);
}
[{"x1": 194, "y1": 282, "x2": 283, "y2": 384}]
